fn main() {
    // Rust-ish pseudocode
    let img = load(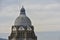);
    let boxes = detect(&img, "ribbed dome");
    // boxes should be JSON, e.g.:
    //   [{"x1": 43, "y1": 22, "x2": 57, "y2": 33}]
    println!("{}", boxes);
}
[
  {"x1": 14, "y1": 6, "x2": 32, "y2": 26},
  {"x1": 14, "y1": 15, "x2": 31, "y2": 26}
]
